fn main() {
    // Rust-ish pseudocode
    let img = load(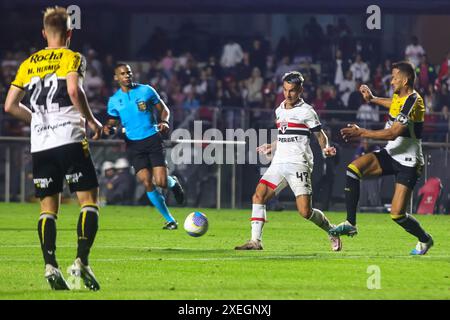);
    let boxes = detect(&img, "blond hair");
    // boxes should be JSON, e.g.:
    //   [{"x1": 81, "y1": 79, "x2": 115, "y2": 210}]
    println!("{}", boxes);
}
[{"x1": 43, "y1": 6, "x2": 70, "y2": 35}]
